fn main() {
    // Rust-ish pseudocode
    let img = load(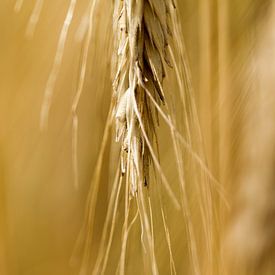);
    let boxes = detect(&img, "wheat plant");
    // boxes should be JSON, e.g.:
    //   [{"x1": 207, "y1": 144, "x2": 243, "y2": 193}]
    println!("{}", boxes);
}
[{"x1": 2, "y1": 0, "x2": 275, "y2": 275}]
